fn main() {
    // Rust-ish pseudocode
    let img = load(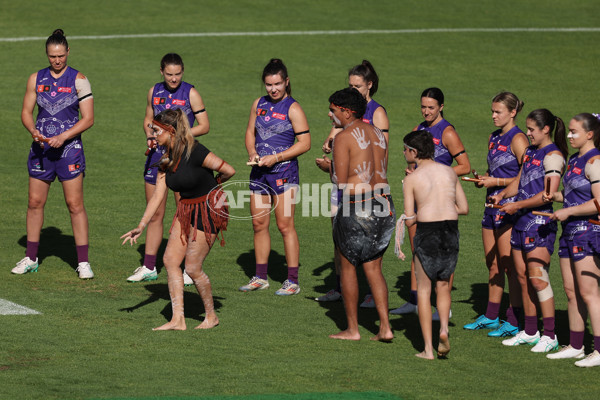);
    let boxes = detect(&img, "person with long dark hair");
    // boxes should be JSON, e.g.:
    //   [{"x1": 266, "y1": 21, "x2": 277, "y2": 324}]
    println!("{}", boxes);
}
[
  {"x1": 240, "y1": 59, "x2": 311, "y2": 295},
  {"x1": 545, "y1": 113, "x2": 600, "y2": 367},
  {"x1": 488, "y1": 109, "x2": 567, "y2": 352},
  {"x1": 12, "y1": 29, "x2": 94, "y2": 279}
]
